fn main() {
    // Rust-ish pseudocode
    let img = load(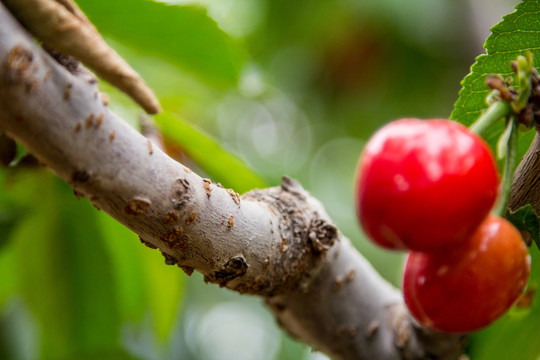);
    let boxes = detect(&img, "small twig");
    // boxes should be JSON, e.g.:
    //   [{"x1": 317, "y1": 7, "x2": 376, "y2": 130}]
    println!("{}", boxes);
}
[
  {"x1": 140, "y1": 113, "x2": 166, "y2": 152},
  {"x1": 469, "y1": 100, "x2": 512, "y2": 136},
  {"x1": 2, "y1": 0, "x2": 161, "y2": 114},
  {"x1": 495, "y1": 117, "x2": 519, "y2": 216}
]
